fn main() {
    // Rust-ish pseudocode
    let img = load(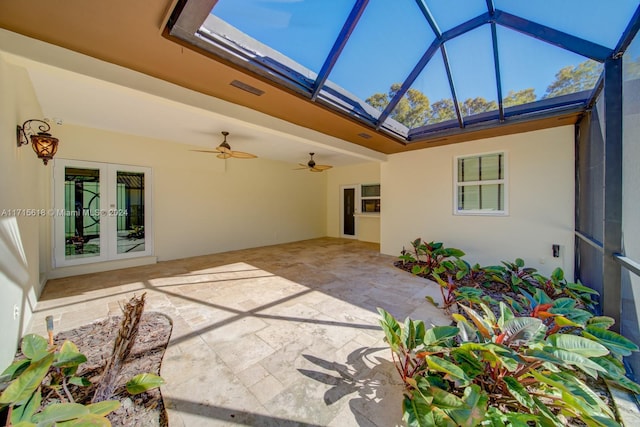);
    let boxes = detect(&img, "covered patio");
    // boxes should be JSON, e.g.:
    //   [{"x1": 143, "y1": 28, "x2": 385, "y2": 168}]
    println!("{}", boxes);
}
[{"x1": 26, "y1": 238, "x2": 449, "y2": 426}]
